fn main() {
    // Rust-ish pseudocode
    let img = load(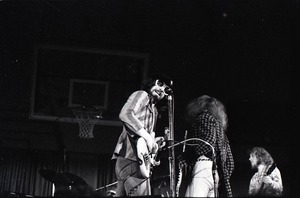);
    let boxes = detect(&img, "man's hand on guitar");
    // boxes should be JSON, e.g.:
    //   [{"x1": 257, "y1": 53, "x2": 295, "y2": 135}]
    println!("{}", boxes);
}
[
  {"x1": 150, "y1": 136, "x2": 166, "y2": 155},
  {"x1": 155, "y1": 136, "x2": 166, "y2": 149},
  {"x1": 137, "y1": 128, "x2": 158, "y2": 153},
  {"x1": 261, "y1": 175, "x2": 273, "y2": 186},
  {"x1": 151, "y1": 136, "x2": 166, "y2": 167},
  {"x1": 152, "y1": 160, "x2": 161, "y2": 166},
  {"x1": 145, "y1": 138, "x2": 158, "y2": 155}
]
